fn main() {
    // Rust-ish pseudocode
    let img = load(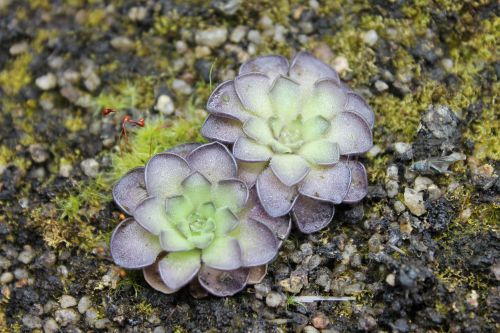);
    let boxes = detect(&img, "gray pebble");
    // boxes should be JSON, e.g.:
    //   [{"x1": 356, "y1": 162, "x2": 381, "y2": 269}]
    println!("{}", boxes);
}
[
  {"x1": 22, "y1": 314, "x2": 42, "y2": 329},
  {"x1": 230, "y1": 26, "x2": 247, "y2": 43},
  {"x1": 80, "y1": 158, "x2": 99, "y2": 178},
  {"x1": 171, "y1": 79, "x2": 193, "y2": 95},
  {"x1": 128, "y1": 6, "x2": 147, "y2": 21},
  {"x1": 385, "y1": 180, "x2": 399, "y2": 198},
  {"x1": 254, "y1": 283, "x2": 270, "y2": 300},
  {"x1": 55, "y1": 309, "x2": 80, "y2": 326},
  {"x1": 60, "y1": 295, "x2": 77, "y2": 308},
  {"x1": 94, "y1": 318, "x2": 111, "y2": 329},
  {"x1": 83, "y1": 71, "x2": 101, "y2": 92},
  {"x1": 43, "y1": 318, "x2": 60, "y2": 333},
  {"x1": 404, "y1": 188, "x2": 426, "y2": 216},
  {"x1": 153, "y1": 326, "x2": 166, "y2": 333},
  {"x1": 303, "y1": 325, "x2": 320, "y2": 333},
  {"x1": 375, "y1": 80, "x2": 389, "y2": 92},
  {"x1": 18, "y1": 245, "x2": 35, "y2": 264},
  {"x1": 78, "y1": 296, "x2": 92, "y2": 314},
  {"x1": 9, "y1": 41, "x2": 29, "y2": 55},
  {"x1": 35, "y1": 73, "x2": 57, "y2": 90},
  {"x1": 363, "y1": 30, "x2": 378, "y2": 46},
  {"x1": 14, "y1": 268, "x2": 29, "y2": 279},
  {"x1": 247, "y1": 30, "x2": 262, "y2": 44},
  {"x1": 110, "y1": 36, "x2": 135, "y2": 52}
]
